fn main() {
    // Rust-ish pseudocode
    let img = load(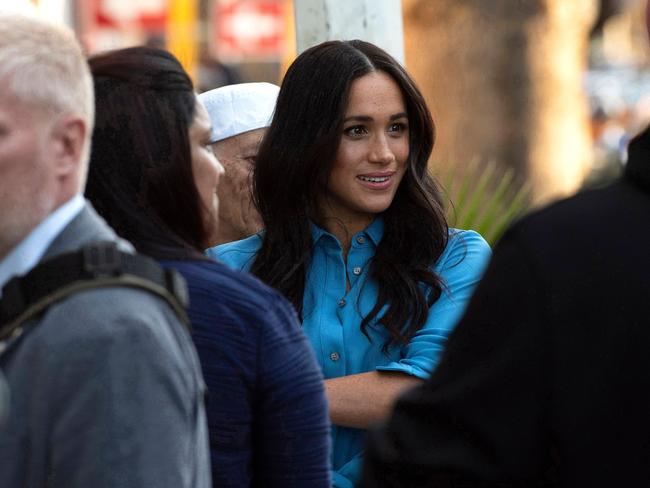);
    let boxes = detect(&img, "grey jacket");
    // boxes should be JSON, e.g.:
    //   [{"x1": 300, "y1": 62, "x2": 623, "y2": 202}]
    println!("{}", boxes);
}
[{"x1": 0, "y1": 203, "x2": 211, "y2": 488}]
